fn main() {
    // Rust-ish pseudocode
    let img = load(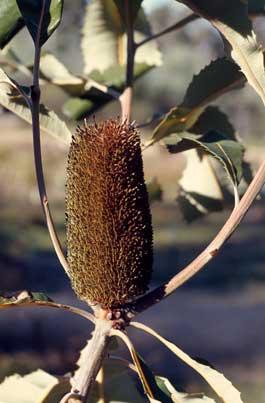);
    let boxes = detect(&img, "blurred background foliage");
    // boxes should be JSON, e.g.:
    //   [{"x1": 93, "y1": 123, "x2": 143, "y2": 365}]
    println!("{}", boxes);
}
[{"x1": 0, "y1": 0, "x2": 265, "y2": 402}]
